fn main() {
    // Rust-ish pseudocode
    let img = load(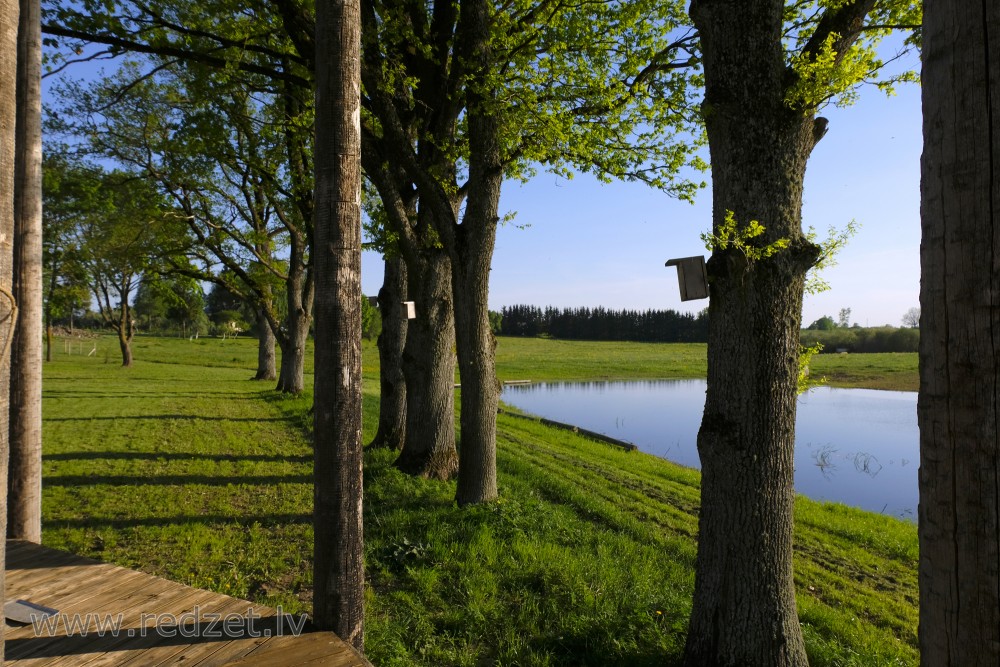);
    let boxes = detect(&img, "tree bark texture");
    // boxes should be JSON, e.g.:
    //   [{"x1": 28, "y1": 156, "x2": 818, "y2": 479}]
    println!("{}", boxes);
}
[
  {"x1": 370, "y1": 253, "x2": 407, "y2": 449},
  {"x1": 0, "y1": 0, "x2": 20, "y2": 656},
  {"x1": 9, "y1": 0, "x2": 42, "y2": 543},
  {"x1": 919, "y1": 2, "x2": 1000, "y2": 665},
  {"x1": 312, "y1": 0, "x2": 364, "y2": 649},
  {"x1": 450, "y1": 0, "x2": 502, "y2": 505},
  {"x1": 395, "y1": 246, "x2": 458, "y2": 480},
  {"x1": 684, "y1": 1, "x2": 820, "y2": 665},
  {"x1": 254, "y1": 309, "x2": 277, "y2": 381}
]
